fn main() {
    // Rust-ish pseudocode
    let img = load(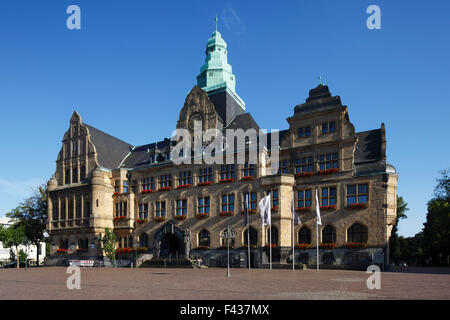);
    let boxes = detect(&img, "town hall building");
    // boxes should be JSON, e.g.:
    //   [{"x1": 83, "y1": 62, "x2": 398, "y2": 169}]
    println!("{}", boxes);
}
[{"x1": 46, "y1": 26, "x2": 398, "y2": 268}]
